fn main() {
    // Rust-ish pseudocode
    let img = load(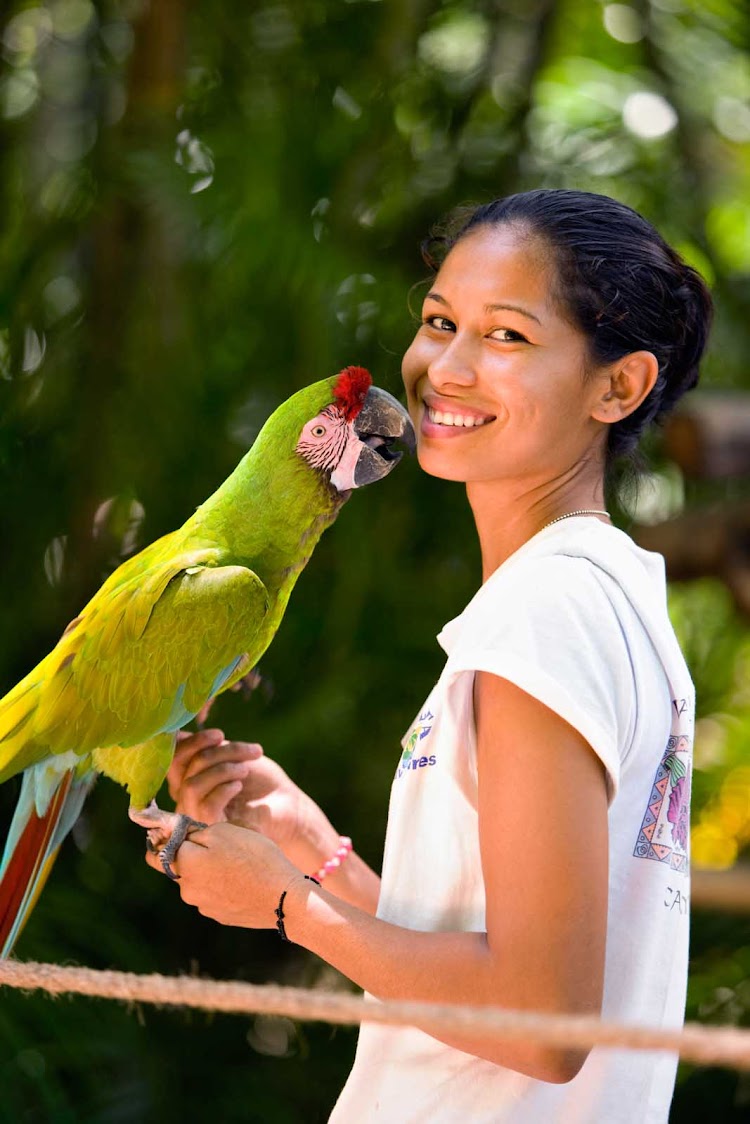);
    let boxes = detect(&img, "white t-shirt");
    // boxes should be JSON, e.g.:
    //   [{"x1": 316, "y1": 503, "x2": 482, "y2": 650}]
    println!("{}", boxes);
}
[{"x1": 329, "y1": 518, "x2": 694, "y2": 1124}]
